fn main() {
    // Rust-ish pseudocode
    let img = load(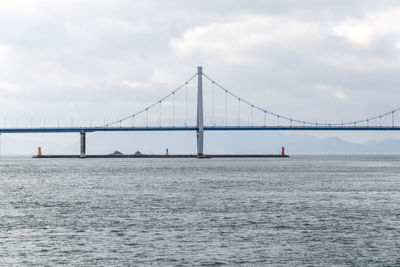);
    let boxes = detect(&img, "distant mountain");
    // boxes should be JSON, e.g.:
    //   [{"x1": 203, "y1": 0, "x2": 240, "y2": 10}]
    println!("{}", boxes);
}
[
  {"x1": 2, "y1": 131, "x2": 400, "y2": 155},
  {"x1": 41, "y1": 131, "x2": 400, "y2": 155}
]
